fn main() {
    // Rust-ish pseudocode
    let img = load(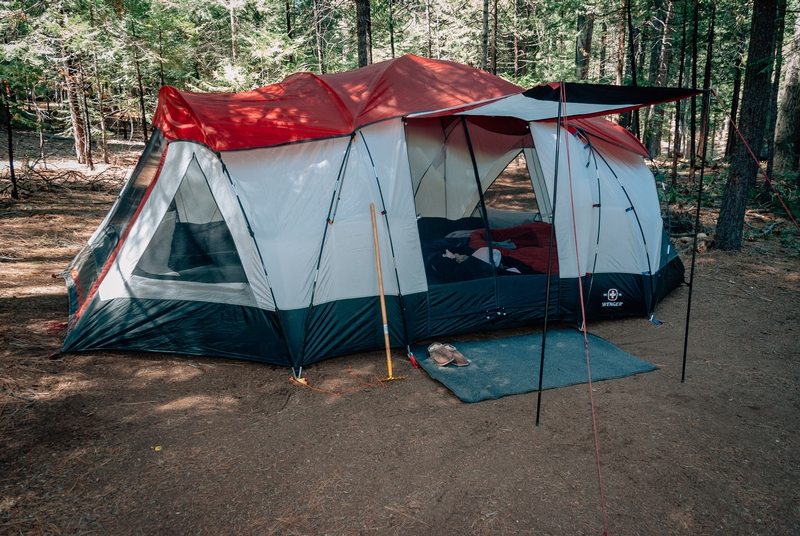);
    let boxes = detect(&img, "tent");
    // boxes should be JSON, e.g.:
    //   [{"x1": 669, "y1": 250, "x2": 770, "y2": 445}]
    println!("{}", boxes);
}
[{"x1": 61, "y1": 55, "x2": 698, "y2": 374}]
